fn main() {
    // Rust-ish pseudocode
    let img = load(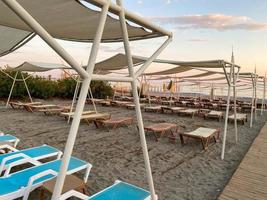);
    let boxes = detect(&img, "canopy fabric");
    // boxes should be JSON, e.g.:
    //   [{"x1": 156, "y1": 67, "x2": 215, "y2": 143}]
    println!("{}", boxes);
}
[
  {"x1": 94, "y1": 53, "x2": 145, "y2": 74},
  {"x1": 13, "y1": 62, "x2": 70, "y2": 72},
  {"x1": 146, "y1": 66, "x2": 193, "y2": 76},
  {"x1": 0, "y1": 0, "x2": 164, "y2": 43},
  {"x1": 148, "y1": 71, "x2": 217, "y2": 80},
  {"x1": 0, "y1": 26, "x2": 34, "y2": 57}
]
